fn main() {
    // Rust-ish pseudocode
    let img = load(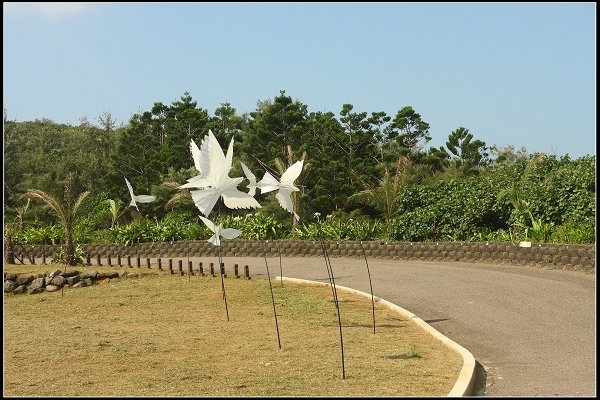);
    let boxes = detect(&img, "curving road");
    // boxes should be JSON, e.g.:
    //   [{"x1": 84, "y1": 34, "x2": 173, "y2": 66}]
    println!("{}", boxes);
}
[{"x1": 206, "y1": 256, "x2": 595, "y2": 396}]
